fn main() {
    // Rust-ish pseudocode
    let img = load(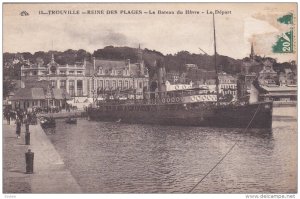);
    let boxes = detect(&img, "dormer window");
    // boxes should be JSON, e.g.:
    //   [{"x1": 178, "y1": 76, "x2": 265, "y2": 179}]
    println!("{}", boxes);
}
[
  {"x1": 111, "y1": 69, "x2": 115, "y2": 76},
  {"x1": 98, "y1": 67, "x2": 103, "y2": 75},
  {"x1": 50, "y1": 65, "x2": 56, "y2": 74},
  {"x1": 124, "y1": 69, "x2": 129, "y2": 76}
]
